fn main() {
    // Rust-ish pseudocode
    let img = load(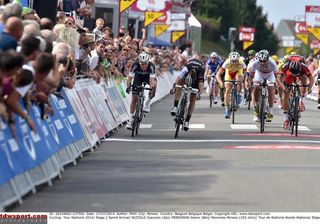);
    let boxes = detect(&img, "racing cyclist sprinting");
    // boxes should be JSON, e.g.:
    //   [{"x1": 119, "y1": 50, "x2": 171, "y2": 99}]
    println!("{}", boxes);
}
[
  {"x1": 216, "y1": 52, "x2": 246, "y2": 119},
  {"x1": 126, "y1": 52, "x2": 156, "y2": 130},
  {"x1": 170, "y1": 58, "x2": 205, "y2": 131},
  {"x1": 247, "y1": 49, "x2": 278, "y2": 122},
  {"x1": 205, "y1": 52, "x2": 223, "y2": 104}
]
